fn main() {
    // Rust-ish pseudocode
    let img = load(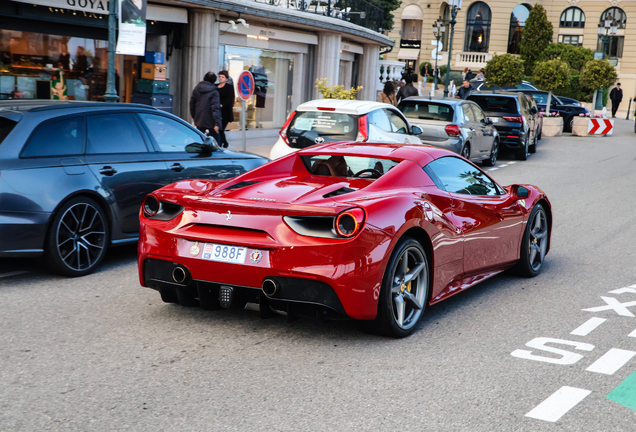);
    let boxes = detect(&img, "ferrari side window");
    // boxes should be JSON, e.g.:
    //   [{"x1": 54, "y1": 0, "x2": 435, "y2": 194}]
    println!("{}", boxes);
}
[{"x1": 427, "y1": 157, "x2": 499, "y2": 196}]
